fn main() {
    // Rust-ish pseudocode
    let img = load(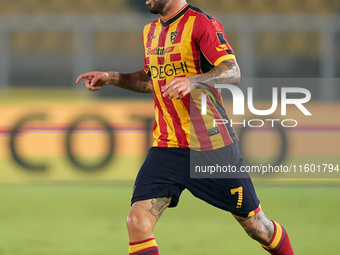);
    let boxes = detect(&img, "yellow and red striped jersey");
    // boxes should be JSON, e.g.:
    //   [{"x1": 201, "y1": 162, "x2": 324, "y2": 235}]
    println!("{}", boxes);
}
[{"x1": 143, "y1": 4, "x2": 238, "y2": 151}]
